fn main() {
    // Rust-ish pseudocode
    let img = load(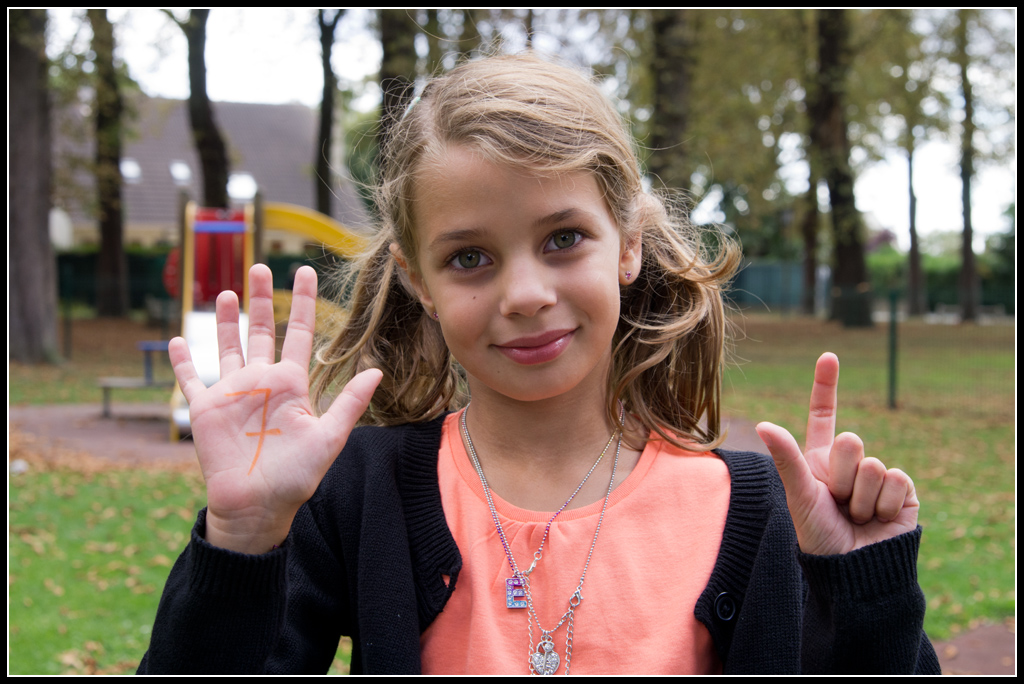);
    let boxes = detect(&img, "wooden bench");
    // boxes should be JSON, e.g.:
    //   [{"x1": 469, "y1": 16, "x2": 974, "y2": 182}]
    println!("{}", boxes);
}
[
  {"x1": 98, "y1": 376, "x2": 175, "y2": 418},
  {"x1": 98, "y1": 340, "x2": 174, "y2": 418}
]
